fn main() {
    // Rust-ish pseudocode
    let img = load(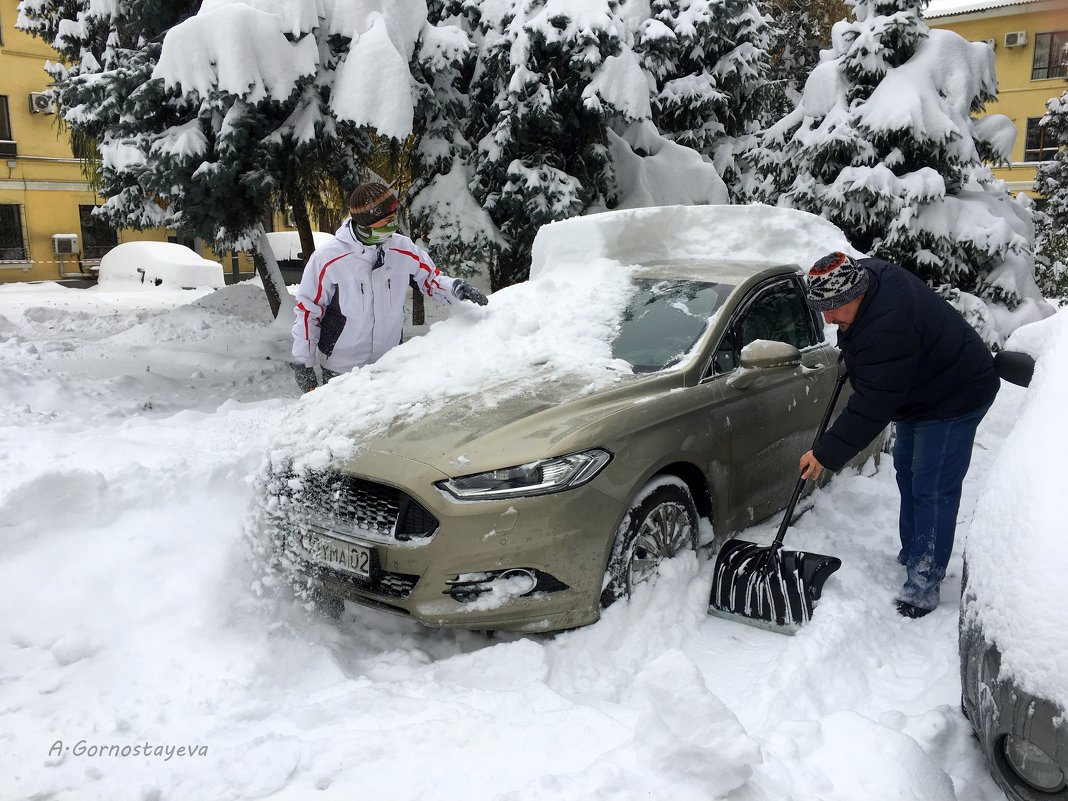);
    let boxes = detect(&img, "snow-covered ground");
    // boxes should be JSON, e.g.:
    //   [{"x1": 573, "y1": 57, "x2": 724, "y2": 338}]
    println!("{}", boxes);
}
[{"x1": 0, "y1": 269, "x2": 1048, "y2": 801}]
